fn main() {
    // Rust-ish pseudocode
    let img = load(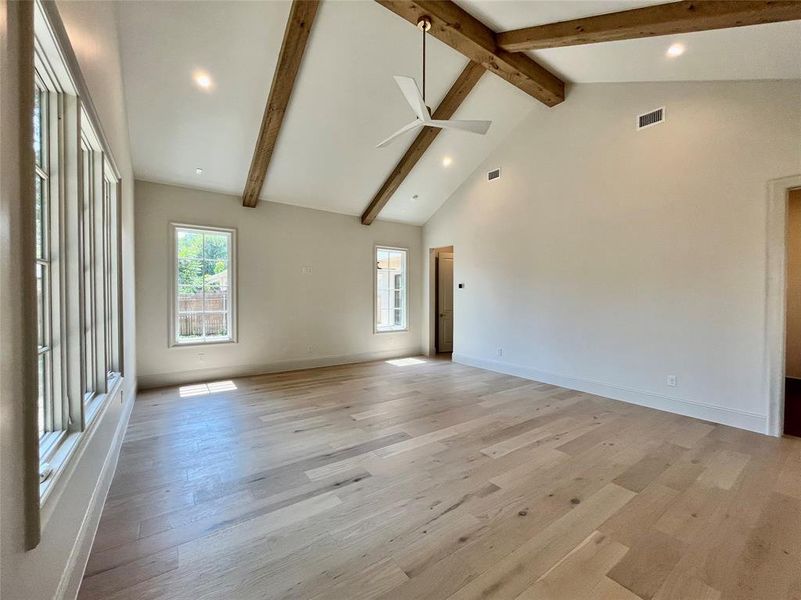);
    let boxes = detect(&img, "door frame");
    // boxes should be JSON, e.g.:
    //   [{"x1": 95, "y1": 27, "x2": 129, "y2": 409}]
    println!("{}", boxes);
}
[
  {"x1": 427, "y1": 246, "x2": 453, "y2": 356},
  {"x1": 436, "y1": 250, "x2": 454, "y2": 353},
  {"x1": 766, "y1": 175, "x2": 801, "y2": 436}
]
